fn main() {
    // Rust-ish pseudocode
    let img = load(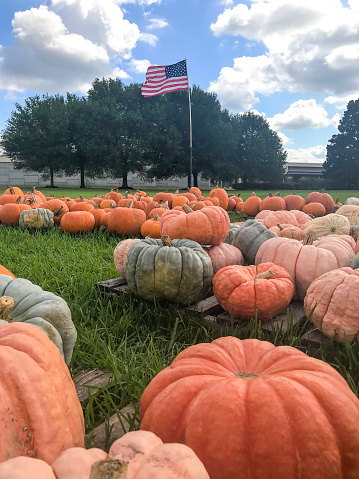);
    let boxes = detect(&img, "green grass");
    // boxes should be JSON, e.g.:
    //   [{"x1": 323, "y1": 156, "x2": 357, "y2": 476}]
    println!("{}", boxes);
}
[{"x1": 0, "y1": 223, "x2": 358, "y2": 447}]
